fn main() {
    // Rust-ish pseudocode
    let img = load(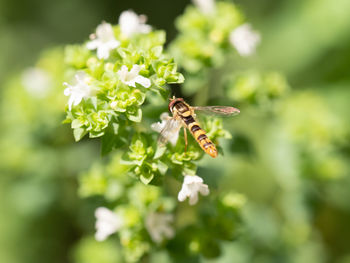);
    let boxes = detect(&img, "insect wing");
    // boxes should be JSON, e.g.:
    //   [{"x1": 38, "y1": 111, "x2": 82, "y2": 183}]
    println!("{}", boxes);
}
[
  {"x1": 158, "y1": 118, "x2": 182, "y2": 146},
  {"x1": 192, "y1": 106, "x2": 240, "y2": 116}
]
